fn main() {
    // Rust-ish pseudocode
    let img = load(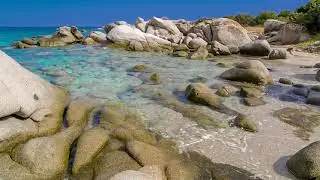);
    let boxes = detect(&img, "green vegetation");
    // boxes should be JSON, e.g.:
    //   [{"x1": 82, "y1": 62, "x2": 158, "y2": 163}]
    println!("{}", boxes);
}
[
  {"x1": 292, "y1": 0, "x2": 320, "y2": 32},
  {"x1": 227, "y1": 0, "x2": 320, "y2": 33},
  {"x1": 297, "y1": 33, "x2": 320, "y2": 48}
]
